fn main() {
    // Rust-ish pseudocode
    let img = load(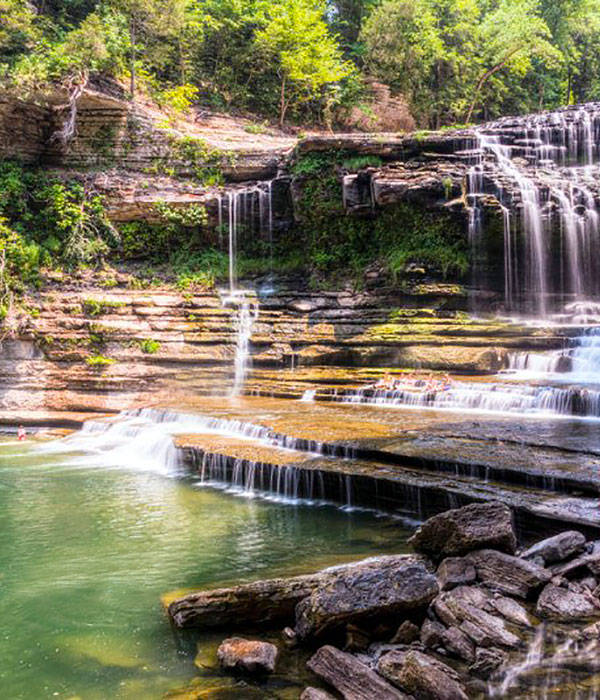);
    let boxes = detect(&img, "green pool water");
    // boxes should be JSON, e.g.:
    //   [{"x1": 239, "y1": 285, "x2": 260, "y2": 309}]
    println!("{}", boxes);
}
[{"x1": 0, "y1": 437, "x2": 410, "y2": 700}]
